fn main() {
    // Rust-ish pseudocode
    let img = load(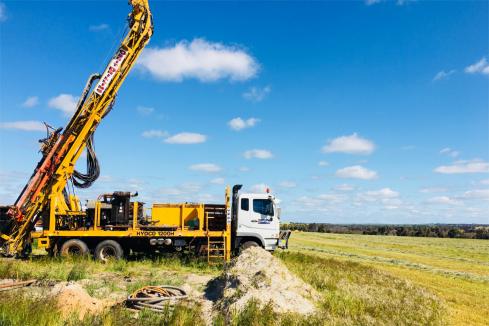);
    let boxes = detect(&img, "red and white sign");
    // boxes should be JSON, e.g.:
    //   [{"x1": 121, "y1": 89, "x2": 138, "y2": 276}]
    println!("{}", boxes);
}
[{"x1": 94, "y1": 48, "x2": 128, "y2": 96}]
